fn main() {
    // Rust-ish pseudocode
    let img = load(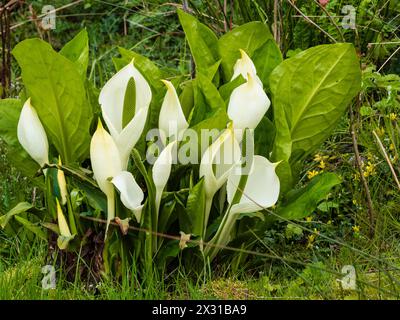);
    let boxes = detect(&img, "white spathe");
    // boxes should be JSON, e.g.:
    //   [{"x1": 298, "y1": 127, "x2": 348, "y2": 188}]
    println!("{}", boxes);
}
[
  {"x1": 159, "y1": 80, "x2": 188, "y2": 145},
  {"x1": 231, "y1": 49, "x2": 262, "y2": 86},
  {"x1": 90, "y1": 121, "x2": 123, "y2": 232},
  {"x1": 204, "y1": 155, "x2": 280, "y2": 260},
  {"x1": 152, "y1": 141, "x2": 177, "y2": 214},
  {"x1": 99, "y1": 60, "x2": 152, "y2": 167},
  {"x1": 227, "y1": 155, "x2": 280, "y2": 215},
  {"x1": 199, "y1": 127, "x2": 242, "y2": 199},
  {"x1": 227, "y1": 72, "x2": 270, "y2": 134},
  {"x1": 112, "y1": 171, "x2": 144, "y2": 223},
  {"x1": 17, "y1": 98, "x2": 49, "y2": 167}
]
